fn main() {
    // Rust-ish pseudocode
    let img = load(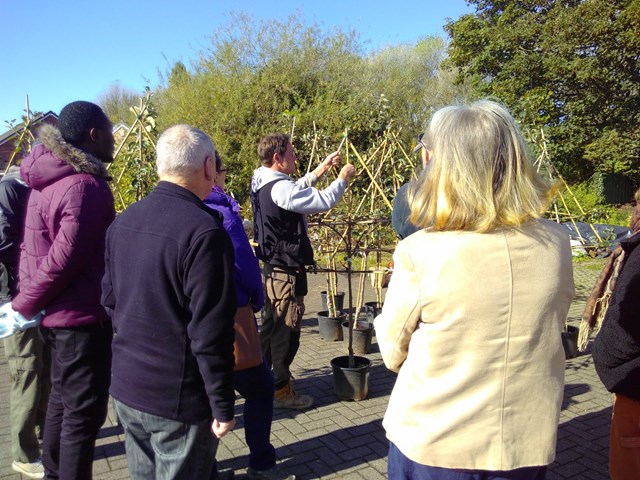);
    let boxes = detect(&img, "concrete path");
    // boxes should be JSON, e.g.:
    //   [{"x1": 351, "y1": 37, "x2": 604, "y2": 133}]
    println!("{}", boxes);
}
[{"x1": 0, "y1": 259, "x2": 612, "y2": 479}]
